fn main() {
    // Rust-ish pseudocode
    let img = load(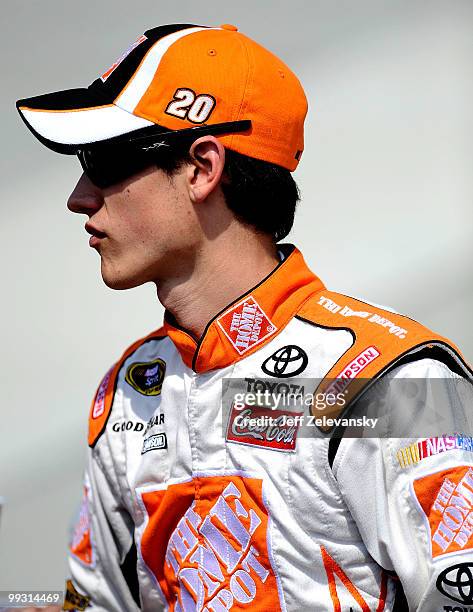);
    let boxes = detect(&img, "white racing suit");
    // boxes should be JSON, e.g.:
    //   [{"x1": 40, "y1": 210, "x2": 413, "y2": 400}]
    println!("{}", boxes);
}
[{"x1": 64, "y1": 245, "x2": 473, "y2": 612}]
